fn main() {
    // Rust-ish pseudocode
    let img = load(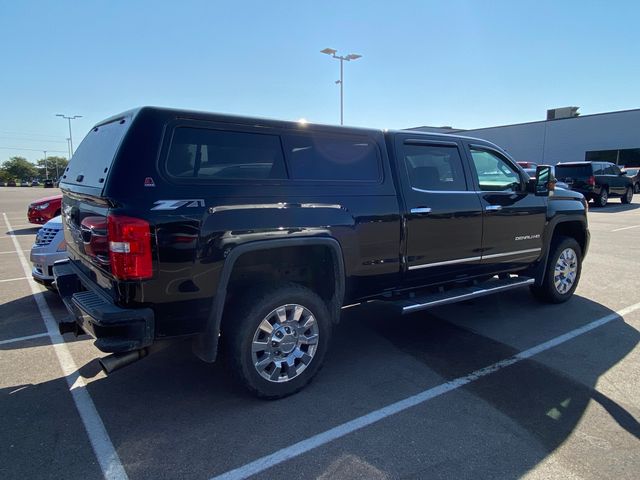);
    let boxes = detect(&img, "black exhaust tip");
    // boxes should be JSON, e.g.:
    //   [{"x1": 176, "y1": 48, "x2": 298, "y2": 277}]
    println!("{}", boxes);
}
[
  {"x1": 58, "y1": 321, "x2": 80, "y2": 335},
  {"x1": 99, "y1": 349, "x2": 148, "y2": 374}
]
